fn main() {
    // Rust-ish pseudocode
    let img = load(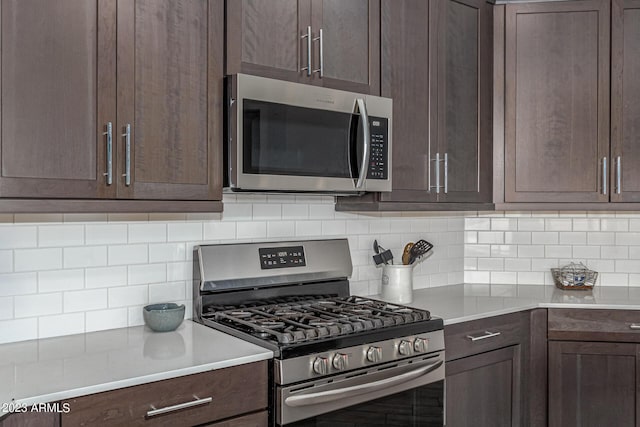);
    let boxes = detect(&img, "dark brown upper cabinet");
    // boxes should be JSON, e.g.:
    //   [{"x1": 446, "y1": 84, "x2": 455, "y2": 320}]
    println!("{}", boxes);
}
[
  {"x1": 502, "y1": 0, "x2": 610, "y2": 204},
  {"x1": 611, "y1": 0, "x2": 640, "y2": 203},
  {"x1": 226, "y1": 0, "x2": 380, "y2": 95},
  {"x1": 0, "y1": 0, "x2": 223, "y2": 212},
  {"x1": 337, "y1": 0, "x2": 493, "y2": 211}
]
